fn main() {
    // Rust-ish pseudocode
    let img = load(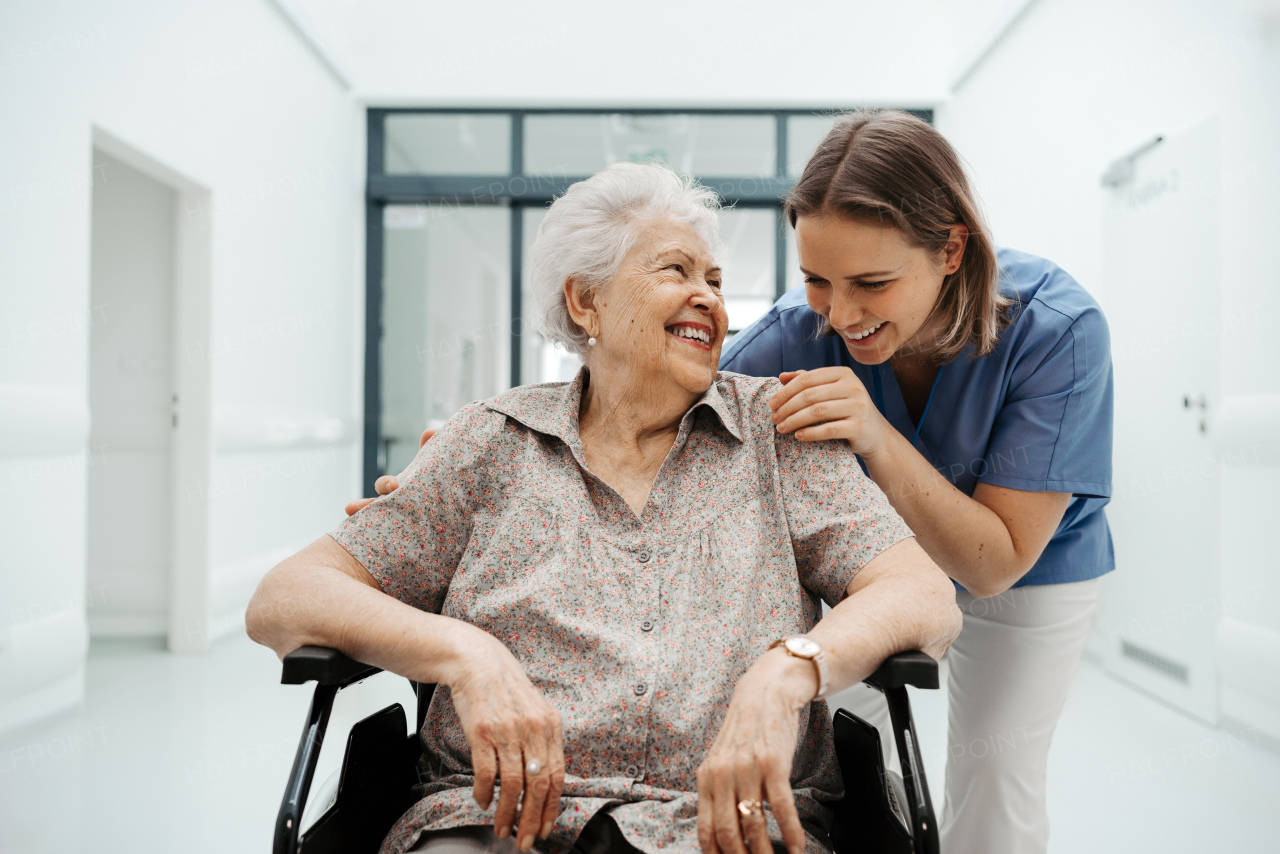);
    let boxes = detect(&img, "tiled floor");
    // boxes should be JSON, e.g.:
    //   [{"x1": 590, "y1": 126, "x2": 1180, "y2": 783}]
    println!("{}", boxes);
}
[{"x1": 1, "y1": 633, "x2": 1277, "y2": 853}]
